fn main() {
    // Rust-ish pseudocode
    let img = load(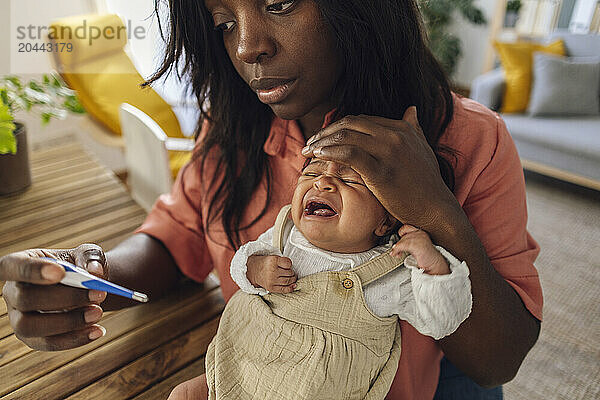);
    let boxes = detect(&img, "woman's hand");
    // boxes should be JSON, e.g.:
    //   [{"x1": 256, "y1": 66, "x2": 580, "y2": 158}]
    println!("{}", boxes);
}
[
  {"x1": 167, "y1": 374, "x2": 208, "y2": 400},
  {"x1": 0, "y1": 244, "x2": 108, "y2": 351},
  {"x1": 246, "y1": 255, "x2": 297, "y2": 294},
  {"x1": 301, "y1": 107, "x2": 457, "y2": 227}
]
